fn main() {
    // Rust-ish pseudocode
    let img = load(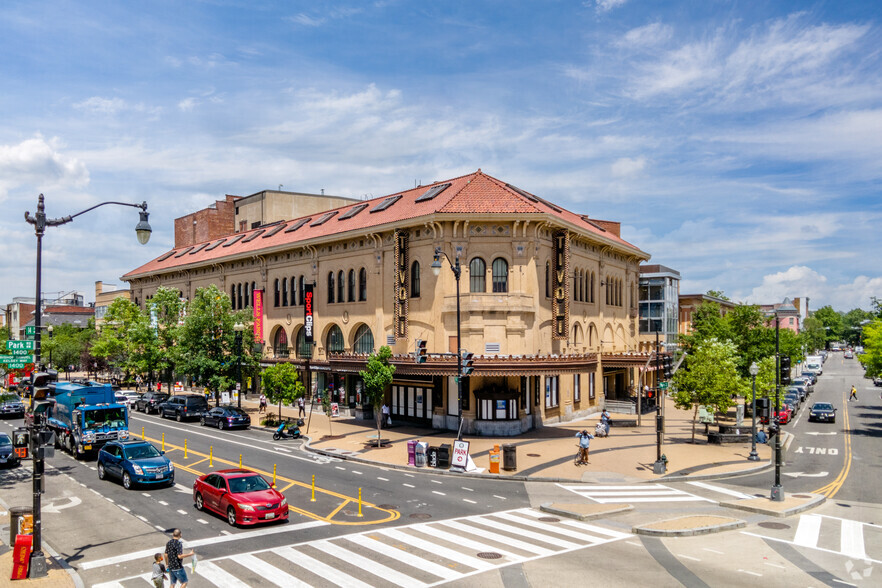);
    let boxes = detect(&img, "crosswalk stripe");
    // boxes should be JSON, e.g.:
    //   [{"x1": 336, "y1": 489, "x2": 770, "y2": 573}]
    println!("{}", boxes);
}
[
  {"x1": 840, "y1": 519, "x2": 866, "y2": 559},
  {"x1": 558, "y1": 483, "x2": 713, "y2": 503},
  {"x1": 471, "y1": 517, "x2": 582, "y2": 550},
  {"x1": 687, "y1": 481, "x2": 754, "y2": 500},
  {"x1": 346, "y1": 534, "x2": 460, "y2": 582},
  {"x1": 436, "y1": 519, "x2": 556, "y2": 556},
  {"x1": 234, "y1": 553, "x2": 312, "y2": 588},
  {"x1": 196, "y1": 561, "x2": 253, "y2": 588},
  {"x1": 314, "y1": 539, "x2": 426, "y2": 587},
  {"x1": 516, "y1": 508, "x2": 631, "y2": 539},
  {"x1": 275, "y1": 546, "x2": 374, "y2": 588},
  {"x1": 381, "y1": 527, "x2": 497, "y2": 572},
  {"x1": 411, "y1": 522, "x2": 523, "y2": 560},
  {"x1": 491, "y1": 511, "x2": 612, "y2": 542},
  {"x1": 793, "y1": 514, "x2": 822, "y2": 548},
  {"x1": 91, "y1": 581, "x2": 126, "y2": 588}
]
